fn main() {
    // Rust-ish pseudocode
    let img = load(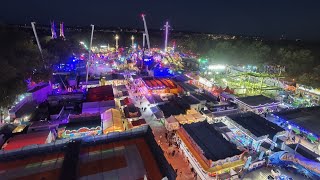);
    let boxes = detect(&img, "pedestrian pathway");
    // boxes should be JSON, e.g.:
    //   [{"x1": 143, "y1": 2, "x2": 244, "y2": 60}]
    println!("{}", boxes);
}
[{"x1": 126, "y1": 81, "x2": 196, "y2": 179}]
